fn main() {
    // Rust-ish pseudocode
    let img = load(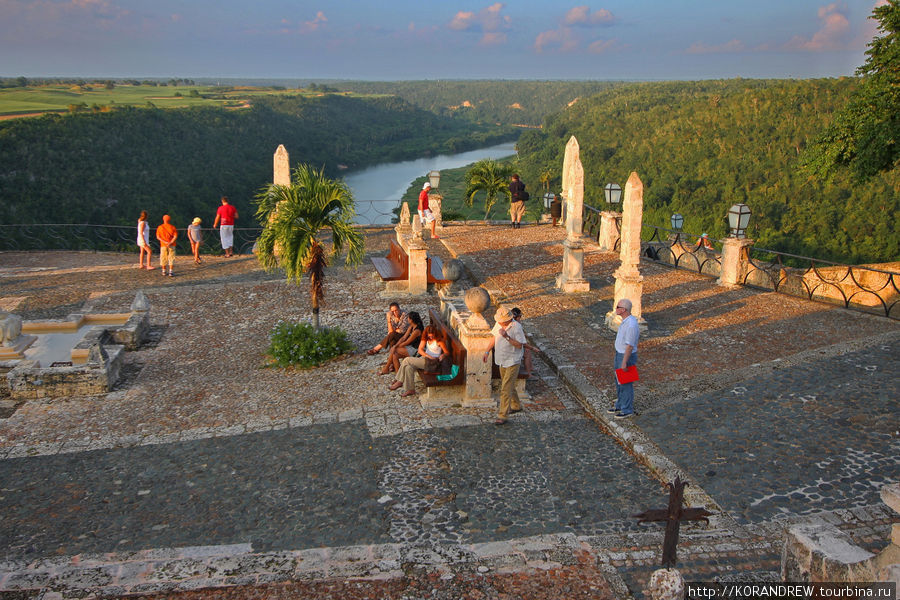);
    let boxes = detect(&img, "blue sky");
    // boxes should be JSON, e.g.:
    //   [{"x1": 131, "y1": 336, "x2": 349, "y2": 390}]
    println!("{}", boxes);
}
[{"x1": 0, "y1": 0, "x2": 886, "y2": 80}]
